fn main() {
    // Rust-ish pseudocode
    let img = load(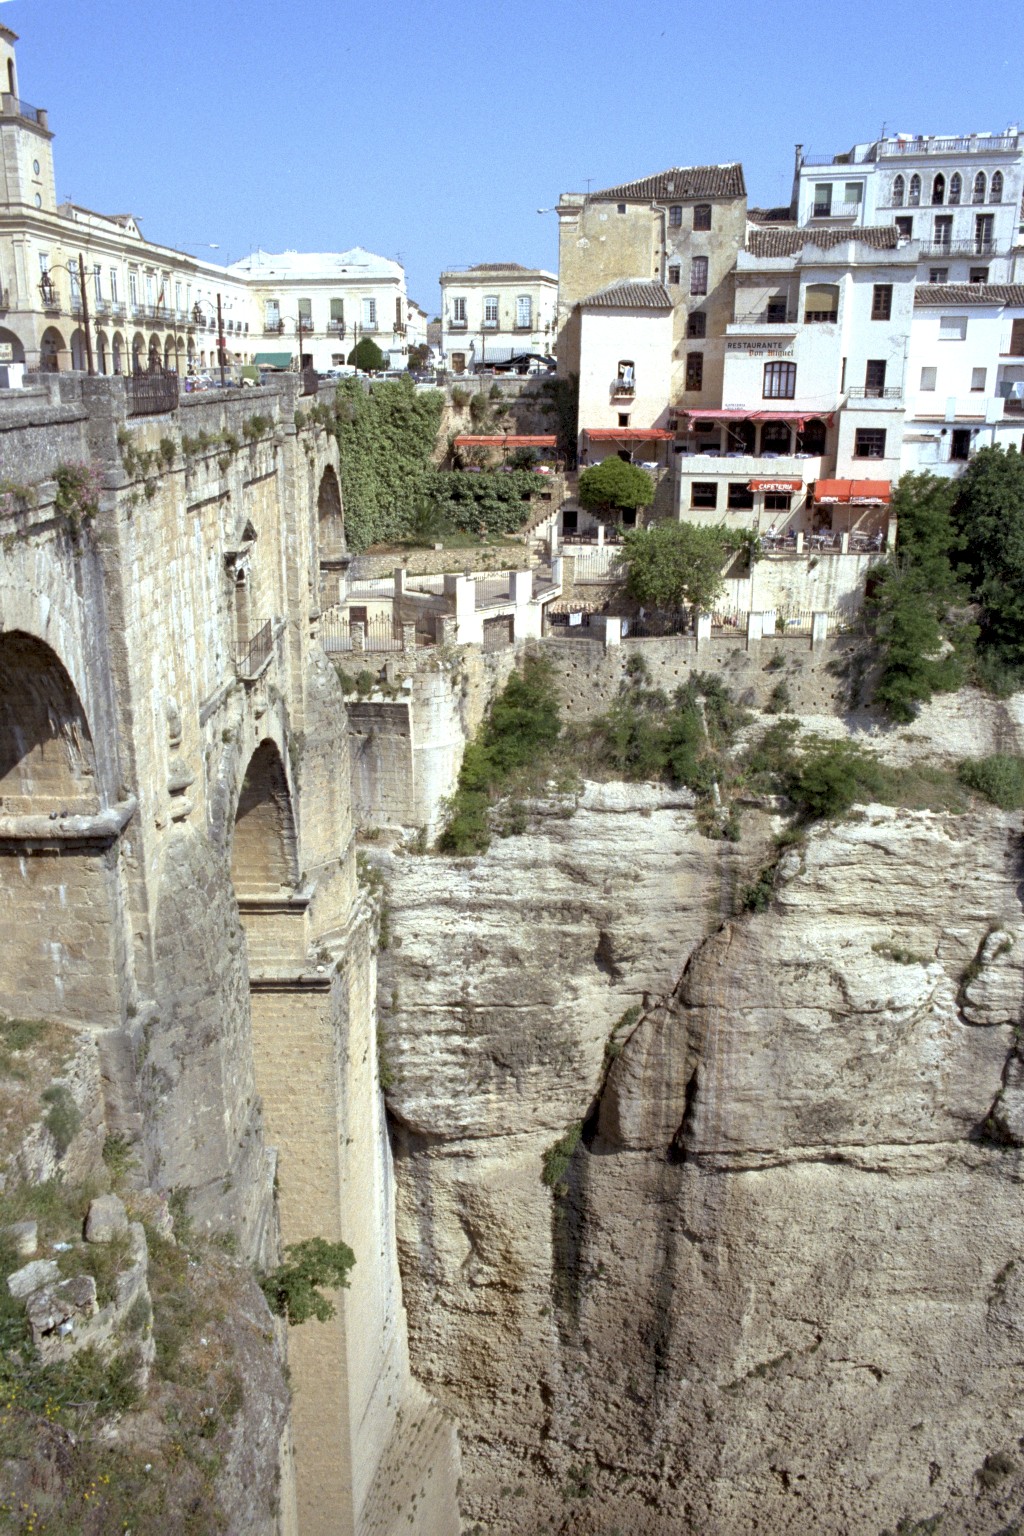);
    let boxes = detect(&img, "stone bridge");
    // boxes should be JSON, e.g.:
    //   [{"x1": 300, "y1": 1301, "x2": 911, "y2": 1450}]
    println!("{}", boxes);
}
[{"x1": 0, "y1": 372, "x2": 458, "y2": 1535}]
